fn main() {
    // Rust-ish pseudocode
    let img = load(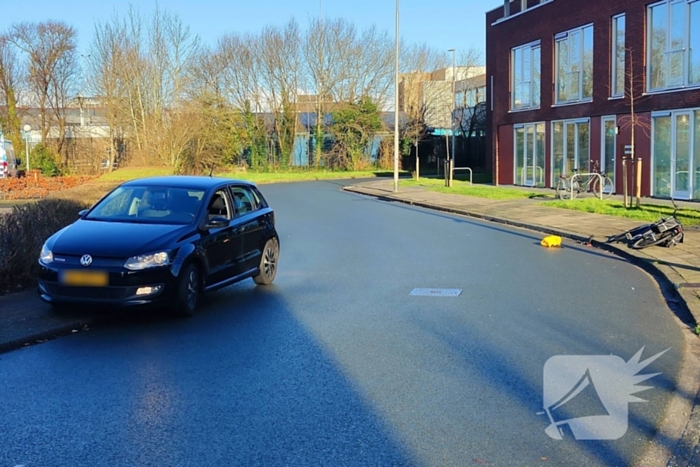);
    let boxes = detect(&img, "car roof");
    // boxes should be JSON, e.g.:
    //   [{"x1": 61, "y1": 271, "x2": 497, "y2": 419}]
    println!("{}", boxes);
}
[{"x1": 120, "y1": 176, "x2": 256, "y2": 190}]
